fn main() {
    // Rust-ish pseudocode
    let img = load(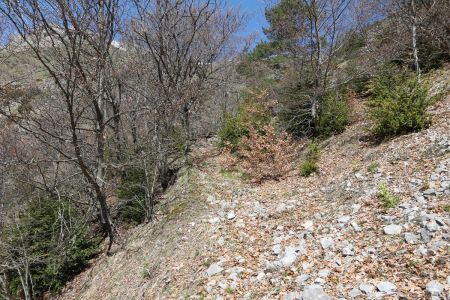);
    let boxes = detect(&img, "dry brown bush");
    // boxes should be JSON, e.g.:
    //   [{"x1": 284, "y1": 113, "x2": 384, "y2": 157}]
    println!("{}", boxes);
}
[{"x1": 220, "y1": 124, "x2": 295, "y2": 182}]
